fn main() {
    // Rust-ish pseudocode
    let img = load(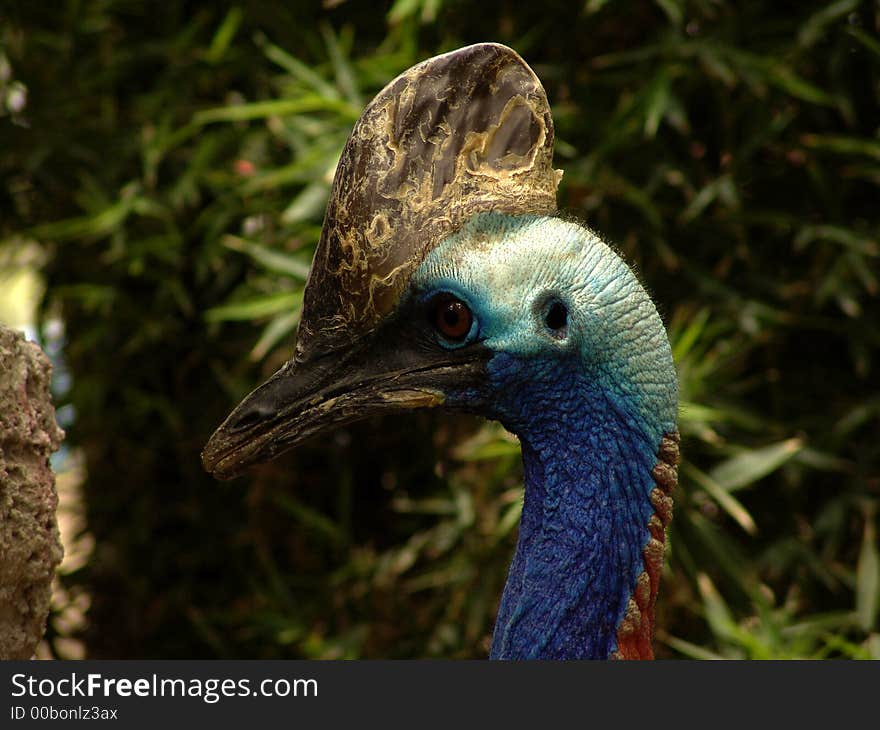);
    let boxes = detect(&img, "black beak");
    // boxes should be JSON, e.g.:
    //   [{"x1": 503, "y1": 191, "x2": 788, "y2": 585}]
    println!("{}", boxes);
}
[{"x1": 202, "y1": 320, "x2": 488, "y2": 480}]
